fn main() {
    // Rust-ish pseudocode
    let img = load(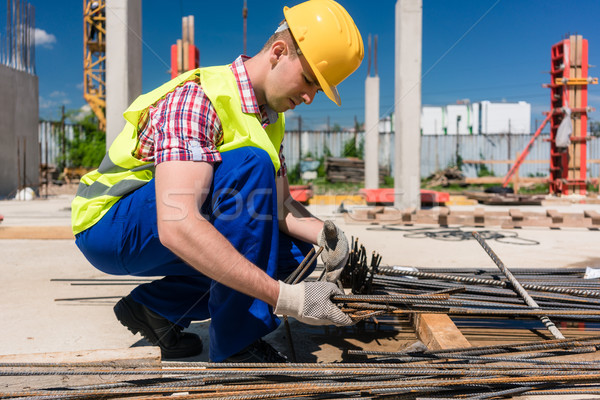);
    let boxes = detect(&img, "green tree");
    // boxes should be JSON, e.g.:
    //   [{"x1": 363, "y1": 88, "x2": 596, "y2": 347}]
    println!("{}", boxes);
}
[{"x1": 66, "y1": 111, "x2": 105, "y2": 168}]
